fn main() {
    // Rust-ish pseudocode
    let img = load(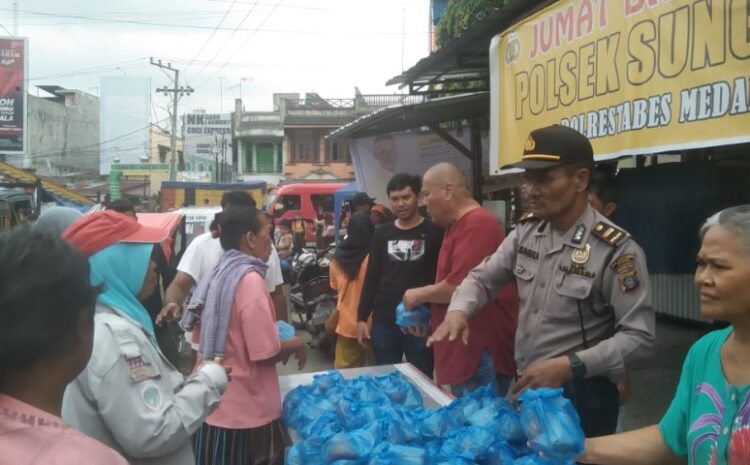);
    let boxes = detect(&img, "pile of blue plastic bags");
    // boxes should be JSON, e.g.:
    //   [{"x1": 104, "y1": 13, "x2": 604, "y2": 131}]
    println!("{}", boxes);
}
[{"x1": 283, "y1": 370, "x2": 584, "y2": 465}]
